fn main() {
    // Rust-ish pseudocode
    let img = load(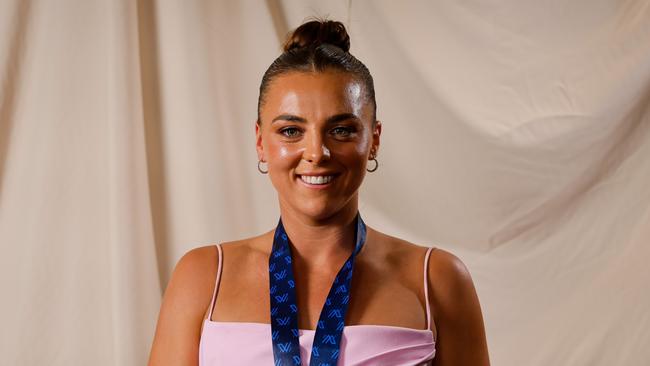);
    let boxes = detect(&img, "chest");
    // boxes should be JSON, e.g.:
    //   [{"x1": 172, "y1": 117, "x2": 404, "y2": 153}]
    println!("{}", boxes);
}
[{"x1": 212, "y1": 255, "x2": 427, "y2": 331}]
